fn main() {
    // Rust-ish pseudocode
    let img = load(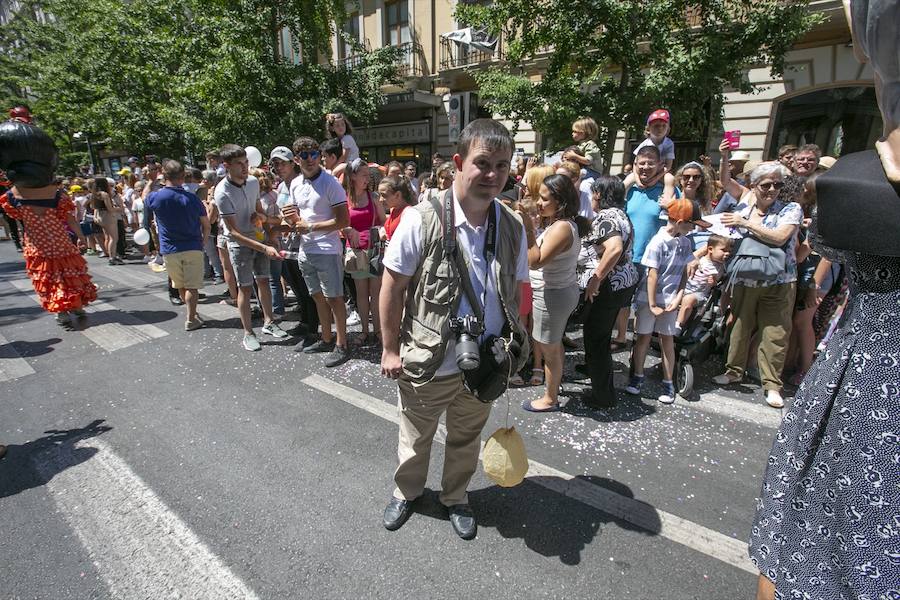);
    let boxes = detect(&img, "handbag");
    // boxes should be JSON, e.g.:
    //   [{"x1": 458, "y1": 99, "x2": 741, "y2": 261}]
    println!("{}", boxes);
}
[
  {"x1": 343, "y1": 194, "x2": 379, "y2": 273},
  {"x1": 368, "y1": 226, "x2": 384, "y2": 276},
  {"x1": 725, "y1": 235, "x2": 786, "y2": 285}
]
